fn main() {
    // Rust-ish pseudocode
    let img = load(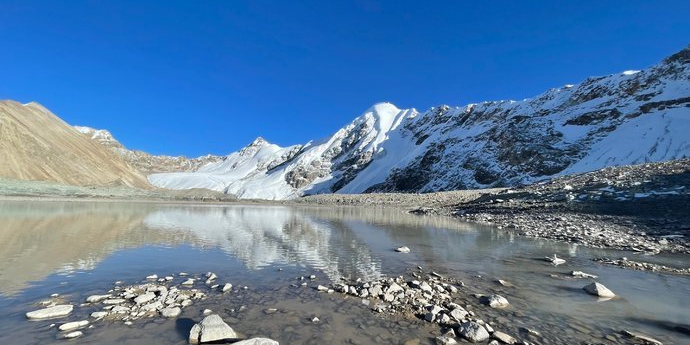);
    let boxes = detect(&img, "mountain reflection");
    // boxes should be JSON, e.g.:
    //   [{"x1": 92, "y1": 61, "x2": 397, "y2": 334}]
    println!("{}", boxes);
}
[{"x1": 0, "y1": 201, "x2": 476, "y2": 296}]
